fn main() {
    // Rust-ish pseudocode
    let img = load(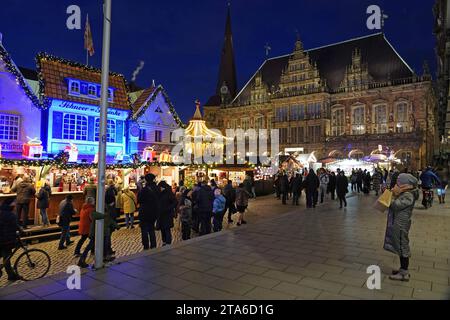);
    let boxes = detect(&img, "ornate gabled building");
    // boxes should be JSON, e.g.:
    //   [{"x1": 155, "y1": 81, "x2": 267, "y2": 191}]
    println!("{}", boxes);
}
[{"x1": 204, "y1": 11, "x2": 437, "y2": 170}]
